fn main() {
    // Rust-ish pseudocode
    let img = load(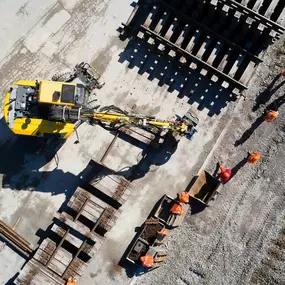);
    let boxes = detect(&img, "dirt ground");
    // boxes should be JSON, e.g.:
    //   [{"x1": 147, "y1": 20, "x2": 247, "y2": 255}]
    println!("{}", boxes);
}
[{"x1": 135, "y1": 37, "x2": 285, "y2": 285}]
